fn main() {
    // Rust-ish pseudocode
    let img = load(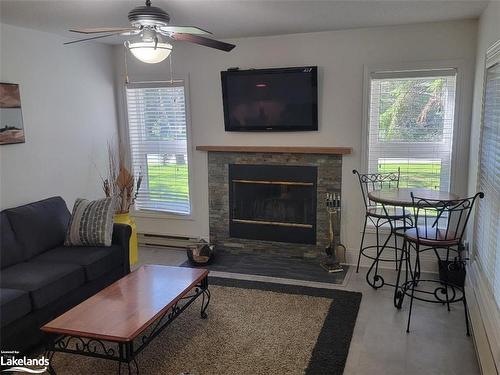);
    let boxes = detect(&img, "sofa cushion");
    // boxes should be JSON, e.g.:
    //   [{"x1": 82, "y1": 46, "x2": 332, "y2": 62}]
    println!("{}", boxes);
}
[
  {"x1": 0, "y1": 288, "x2": 32, "y2": 327},
  {"x1": 0, "y1": 262, "x2": 84, "y2": 309},
  {"x1": 0, "y1": 212, "x2": 25, "y2": 269},
  {"x1": 32, "y1": 245, "x2": 123, "y2": 281},
  {"x1": 5, "y1": 197, "x2": 71, "y2": 260}
]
